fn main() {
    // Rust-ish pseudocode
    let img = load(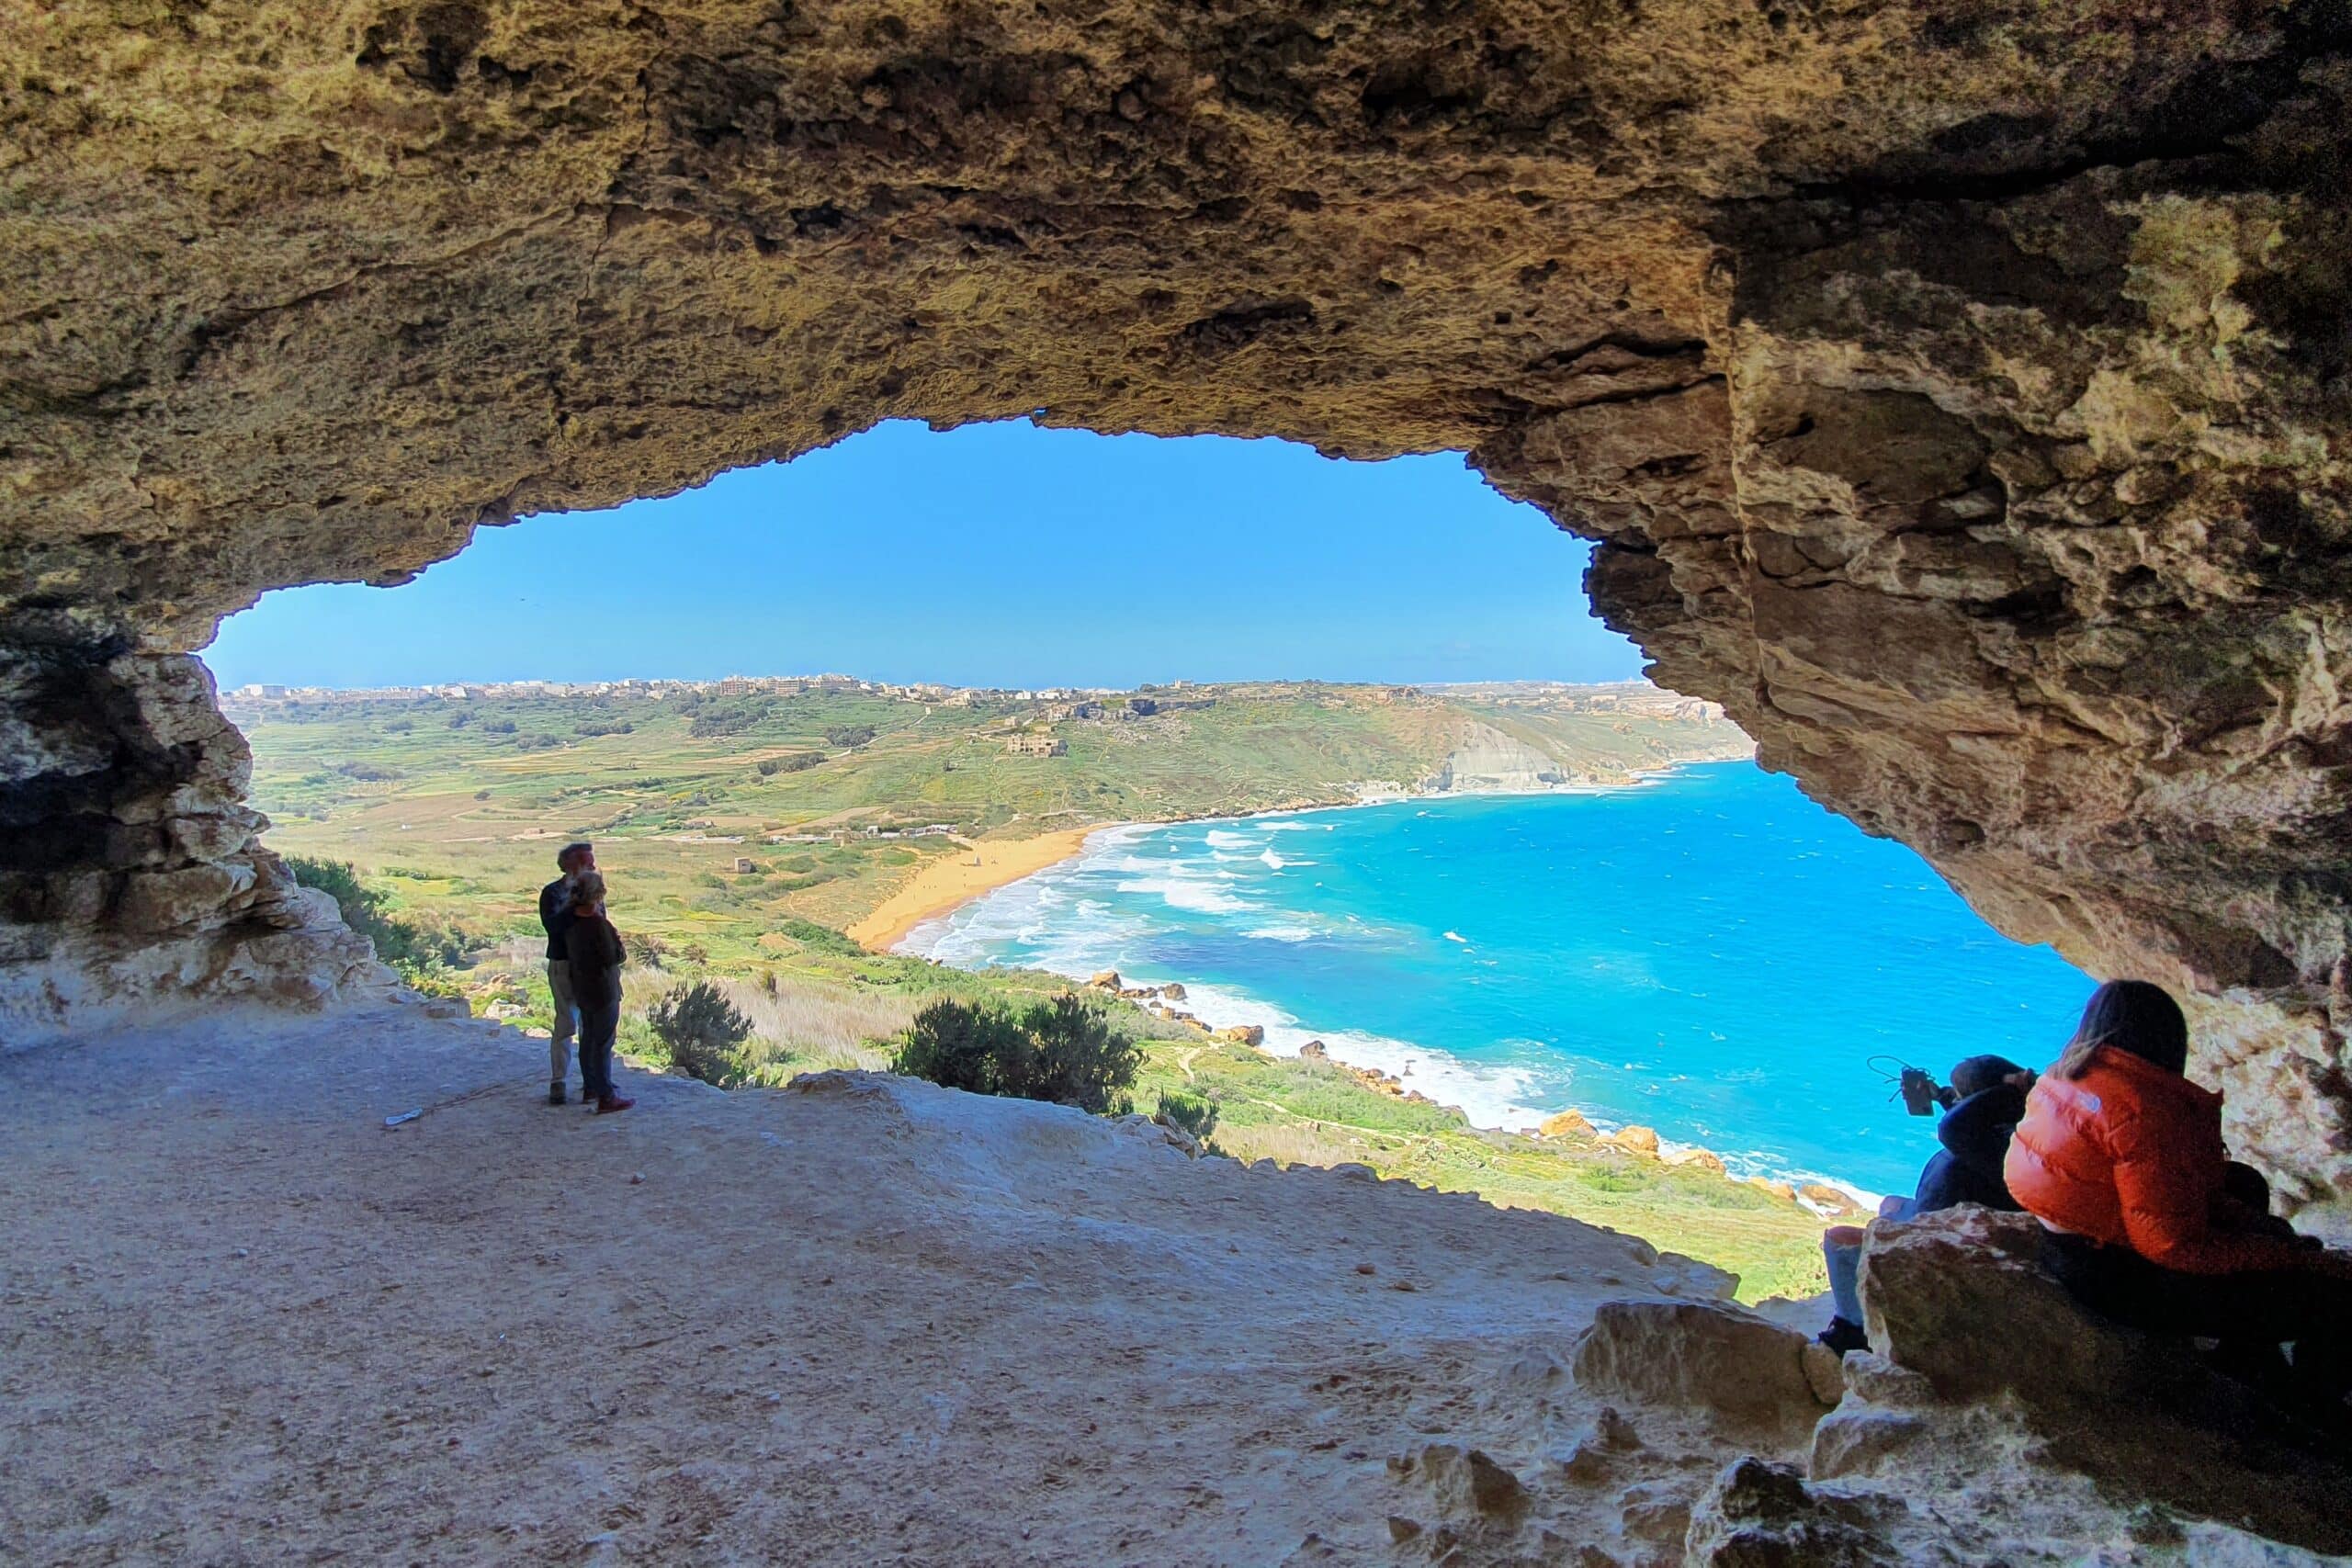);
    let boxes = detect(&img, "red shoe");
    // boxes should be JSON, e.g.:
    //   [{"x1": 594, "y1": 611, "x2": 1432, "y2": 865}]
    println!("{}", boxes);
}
[{"x1": 594, "y1": 1094, "x2": 635, "y2": 1114}]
